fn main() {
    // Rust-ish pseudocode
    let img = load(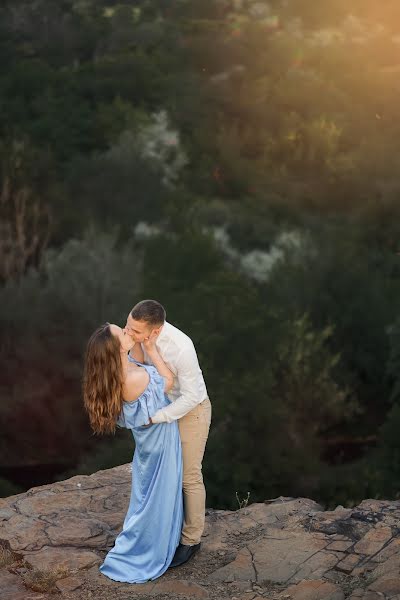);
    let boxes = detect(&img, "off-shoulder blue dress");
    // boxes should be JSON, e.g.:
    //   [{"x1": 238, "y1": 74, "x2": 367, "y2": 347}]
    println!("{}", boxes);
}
[{"x1": 99, "y1": 358, "x2": 183, "y2": 583}]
